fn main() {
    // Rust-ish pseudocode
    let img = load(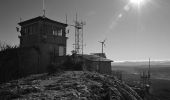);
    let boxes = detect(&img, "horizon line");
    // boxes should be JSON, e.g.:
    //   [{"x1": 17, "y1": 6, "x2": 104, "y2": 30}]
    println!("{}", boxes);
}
[{"x1": 113, "y1": 59, "x2": 170, "y2": 63}]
